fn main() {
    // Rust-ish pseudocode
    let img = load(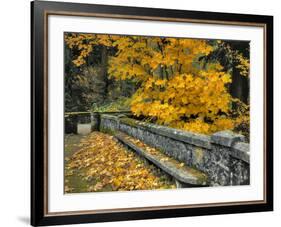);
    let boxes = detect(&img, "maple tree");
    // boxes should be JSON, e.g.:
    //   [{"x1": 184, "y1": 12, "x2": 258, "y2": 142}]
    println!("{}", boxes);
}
[
  {"x1": 65, "y1": 33, "x2": 137, "y2": 112},
  {"x1": 65, "y1": 33, "x2": 249, "y2": 135}
]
